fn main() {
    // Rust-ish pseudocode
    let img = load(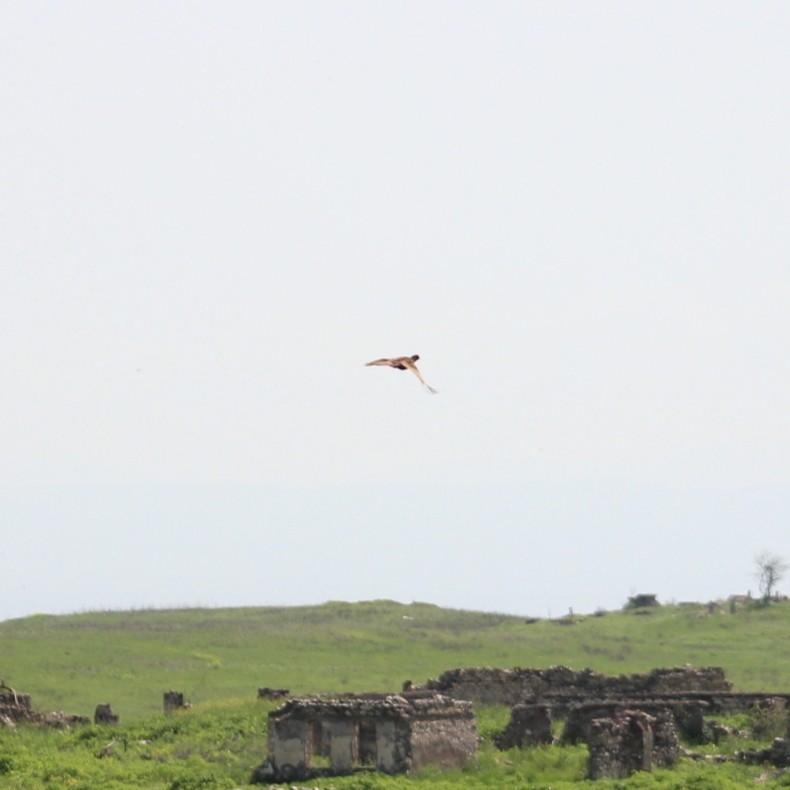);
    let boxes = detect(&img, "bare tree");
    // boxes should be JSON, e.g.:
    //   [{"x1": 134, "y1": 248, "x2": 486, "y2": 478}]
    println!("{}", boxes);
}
[{"x1": 754, "y1": 552, "x2": 789, "y2": 604}]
